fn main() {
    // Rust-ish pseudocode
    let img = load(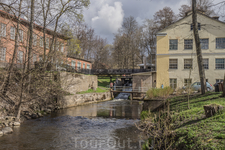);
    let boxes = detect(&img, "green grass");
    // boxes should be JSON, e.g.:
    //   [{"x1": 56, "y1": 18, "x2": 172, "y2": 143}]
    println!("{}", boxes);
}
[
  {"x1": 76, "y1": 87, "x2": 108, "y2": 94},
  {"x1": 146, "y1": 86, "x2": 174, "y2": 99},
  {"x1": 98, "y1": 76, "x2": 117, "y2": 88},
  {"x1": 168, "y1": 92, "x2": 225, "y2": 149}
]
